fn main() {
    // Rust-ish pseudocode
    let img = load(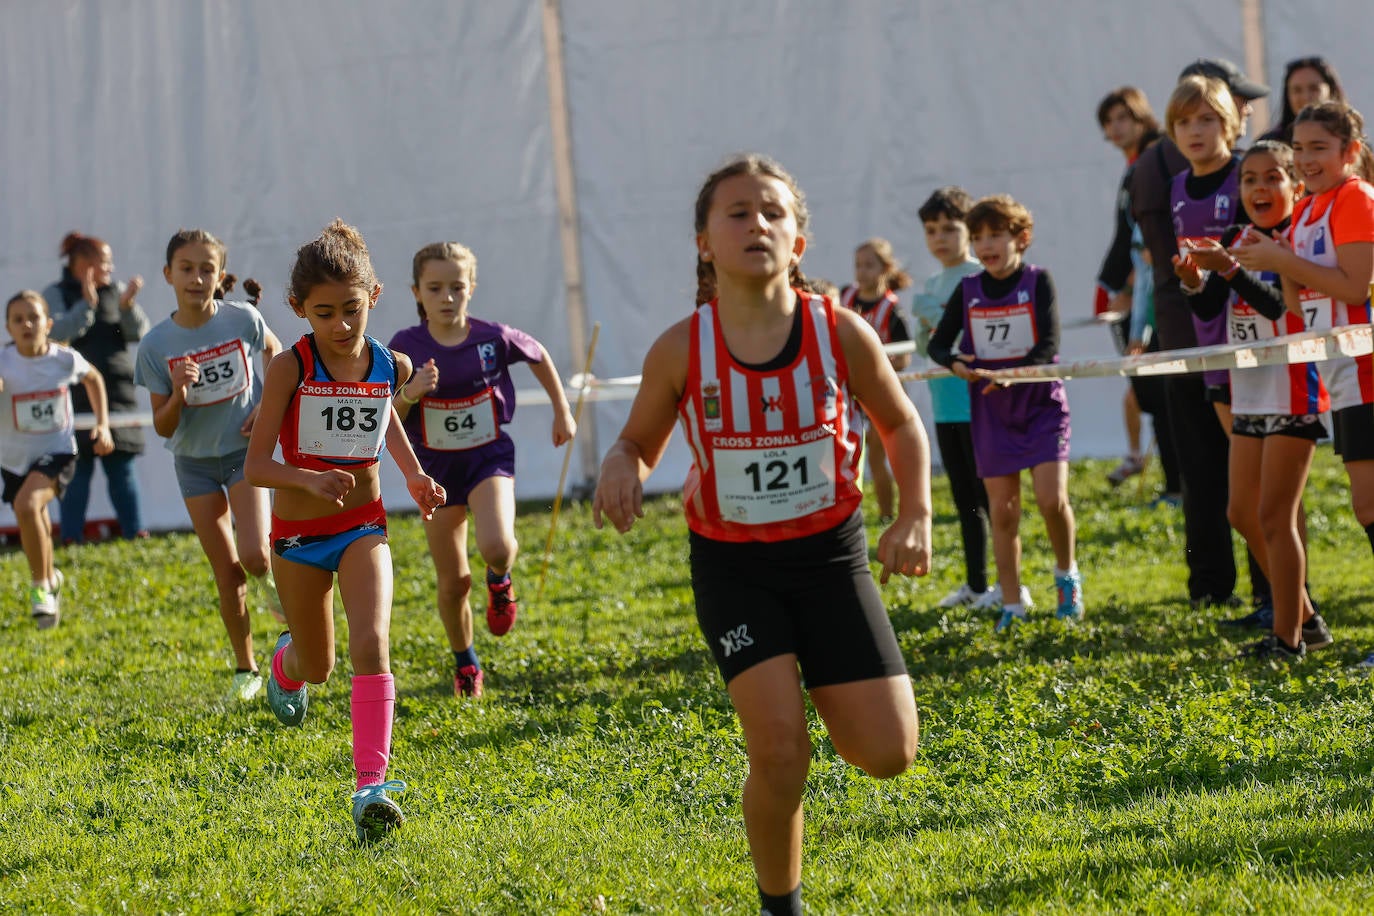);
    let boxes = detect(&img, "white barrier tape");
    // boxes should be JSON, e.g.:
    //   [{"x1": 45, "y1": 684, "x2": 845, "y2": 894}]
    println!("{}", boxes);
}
[
  {"x1": 69, "y1": 325, "x2": 1372, "y2": 426},
  {"x1": 897, "y1": 325, "x2": 1372, "y2": 384}
]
